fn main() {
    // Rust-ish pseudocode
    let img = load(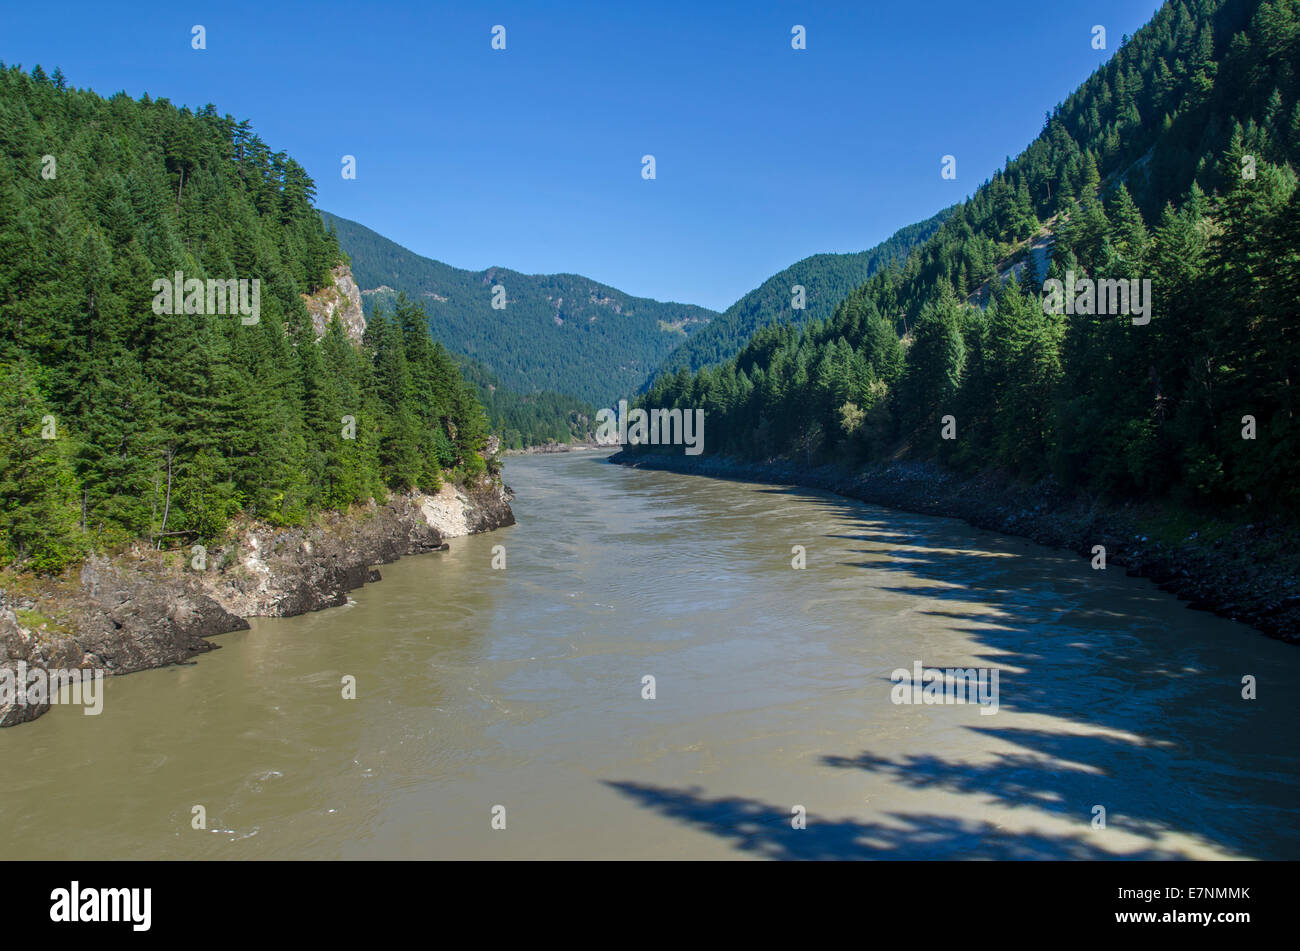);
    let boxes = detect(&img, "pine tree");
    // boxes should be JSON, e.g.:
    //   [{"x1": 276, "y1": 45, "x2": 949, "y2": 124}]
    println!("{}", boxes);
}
[
  {"x1": 898, "y1": 285, "x2": 966, "y2": 447},
  {"x1": 0, "y1": 360, "x2": 83, "y2": 572}
]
